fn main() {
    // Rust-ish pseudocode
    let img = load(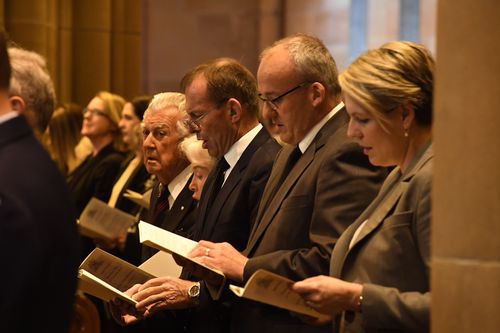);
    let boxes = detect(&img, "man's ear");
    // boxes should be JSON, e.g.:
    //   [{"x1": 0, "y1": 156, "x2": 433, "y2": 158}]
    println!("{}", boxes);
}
[
  {"x1": 310, "y1": 82, "x2": 326, "y2": 107},
  {"x1": 10, "y1": 96, "x2": 26, "y2": 114},
  {"x1": 227, "y1": 98, "x2": 242, "y2": 123}
]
